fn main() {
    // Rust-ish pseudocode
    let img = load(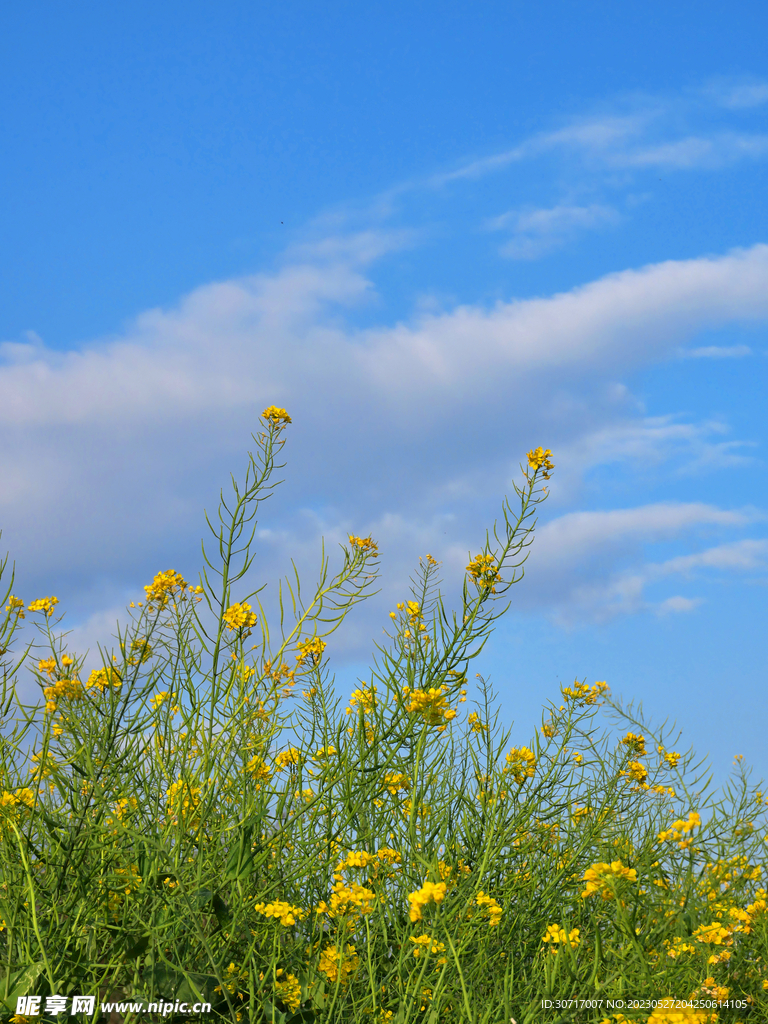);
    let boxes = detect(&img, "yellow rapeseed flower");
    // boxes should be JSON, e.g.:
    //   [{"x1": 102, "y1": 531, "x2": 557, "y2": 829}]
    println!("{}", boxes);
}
[
  {"x1": 273, "y1": 970, "x2": 301, "y2": 1012},
  {"x1": 468, "y1": 712, "x2": 488, "y2": 733},
  {"x1": 542, "y1": 923, "x2": 580, "y2": 949},
  {"x1": 296, "y1": 636, "x2": 326, "y2": 666},
  {"x1": 262, "y1": 406, "x2": 291, "y2": 428},
  {"x1": 504, "y1": 746, "x2": 536, "y2": 785},
  {"x1": 144, "y1": 570, "x2": 188, "y2": 610},
  {"x1": 621, "y1": 760, "x2": 648, "y2": 784},
  {"x1": 561, "y1": 680, "x2": 609, "y2": 704},
  {"x1": 222, "y1": 602, "x2": 257, "y2": 631},
  {"x1": 465, "y1": 553, "x2": 502, "y2": 593},
  {"x1": 27, "y1": 596, "x2": 59, "y2": 617},
  {"x1": 526, "y1": 446, "x2": 555, "y2": 478},
  {"x1": 5, "y1": 596, "x2": 25, "y2": 618},
  {"x1": 274, "y1": 748, "x2": 303, "y2": 771},
  {"x1": 403, "y1": 685, "x2": 457, "y2": 730},
  {"x1": 475, "y1": 891, "x2": 503, "y2": 927},
  {"x1": 87, "y1": 666, "x2": 122, "y2": 692},
  {"x1": 621, "y1": 732, "x2": 647, "y2": 756},
  {"x1": 315, "y1": 943, "x2": 359, "y2": 986},
  {"x1": 254, "y1": 900, "x2": 306, "y2": 926},
  {"x1": 581, "y1": 860, "x2": 637, "y2": 900},
  {"x1": 409, "y1": 935, "x2": 446, "y2": 961},
  {"x1": 348, "y1": 535, "x2": 379, "y2": 557},
  {"x1": 407, "y1": 881, "x2": 447, "y2": 922}
]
